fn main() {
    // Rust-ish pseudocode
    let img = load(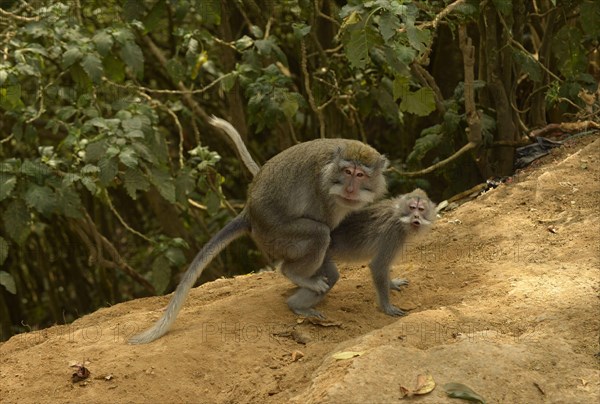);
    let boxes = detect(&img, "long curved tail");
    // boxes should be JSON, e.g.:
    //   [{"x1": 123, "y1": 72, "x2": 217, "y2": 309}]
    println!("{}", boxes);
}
[
  {"x1": 208, "y1": 115, "x2": 261, "y2": 176},
  {"x1": 128, "y1": 214, "x2": 249, "y2": 344}
]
